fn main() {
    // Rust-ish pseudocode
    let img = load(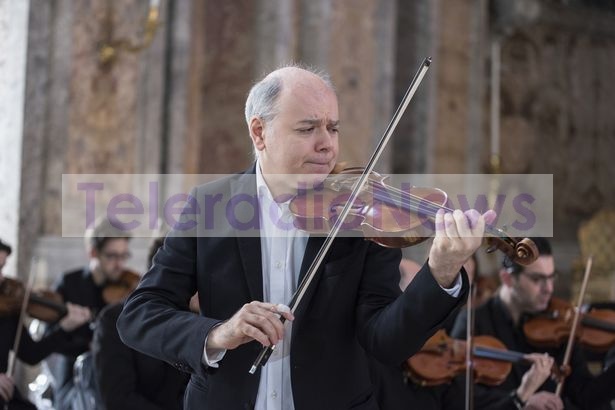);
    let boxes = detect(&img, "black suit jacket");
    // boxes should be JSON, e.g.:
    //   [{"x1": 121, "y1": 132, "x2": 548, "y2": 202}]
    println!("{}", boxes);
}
[
  {"x1": 117, "y1": 168, "x2": 469, "y2": 410},
  {"x1": 92, "y1": 303, "x2": 188, "y2": 410}
]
